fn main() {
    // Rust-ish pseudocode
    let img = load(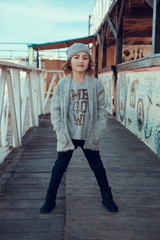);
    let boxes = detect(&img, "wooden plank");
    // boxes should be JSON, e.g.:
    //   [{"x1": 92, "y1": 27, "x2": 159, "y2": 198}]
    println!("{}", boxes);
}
[
  {"x1": 0, "y1": 232, "x2": 64, "y2": 240},
  {"x1": 1, "y1": 112, "x2": 160, "y2": 240},
  {"x1": 0, "y1": 114, "x2": 65, "y2": 240},
  {"x1": 99, "y1": 65, "x2": 116, "y2": 73},
  {"x1": 65, "y1": 113, "x2": 160, "y2": 240},
  {"x1": 0, "y1": 60, "x2": 63, "y2": 73},
  {"x1": 125, "y1": 7, "x2": 153, "y2": 17},
  {"x1": 0, "y1": 218, "x2": 65, "y2": 233},
  {"x1": 65, "y1": 230, "x2": 160, "y2": 240},
  {"x1": 117, "y1": 54, "x2": 160, "y2": 71},
  {"x1": 0, "y1": 208, "x2": 65, "y2": 220}
]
